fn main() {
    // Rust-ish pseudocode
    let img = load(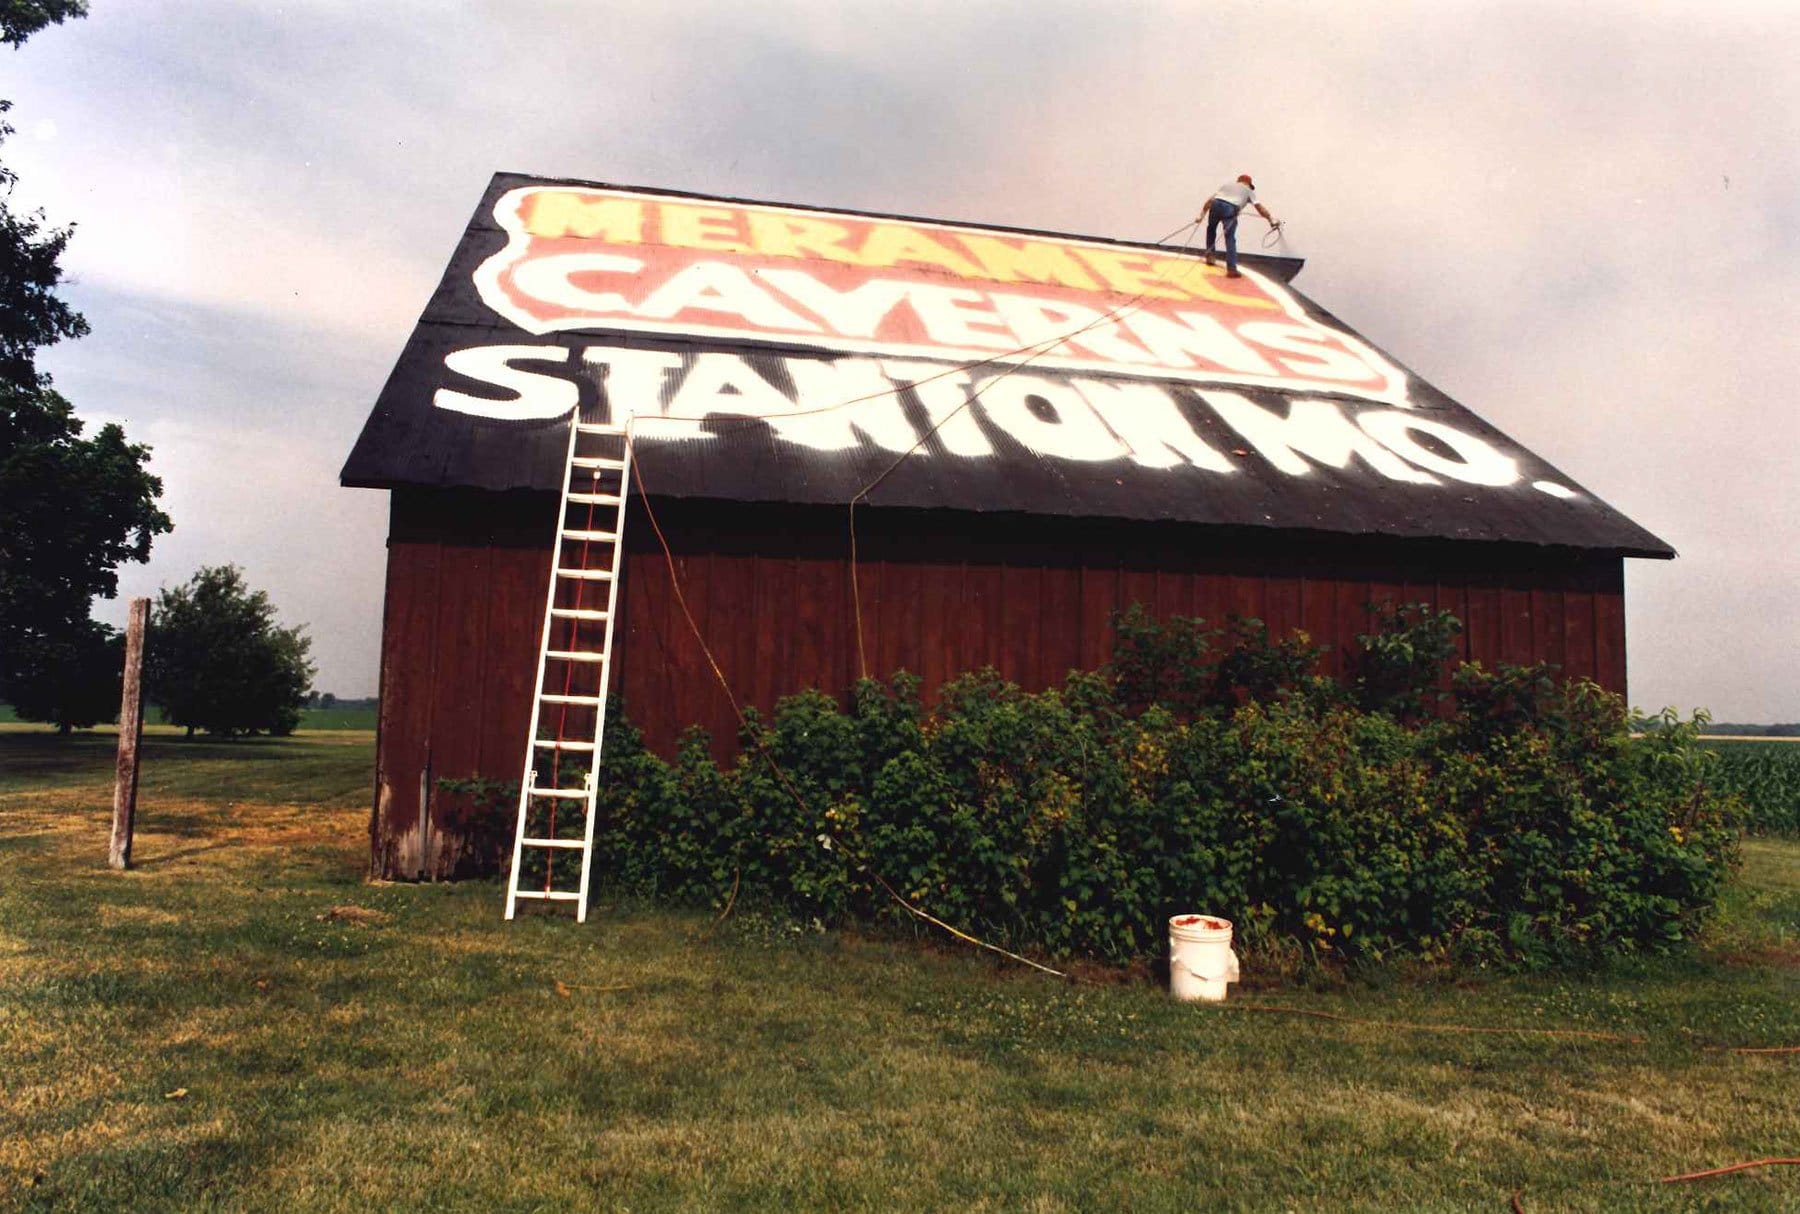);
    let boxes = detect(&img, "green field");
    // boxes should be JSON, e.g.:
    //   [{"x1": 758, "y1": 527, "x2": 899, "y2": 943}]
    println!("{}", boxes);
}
[
  {"x1": 1, "y1": 730, "x2": 1796, "y2": 1212},
  {"x1": 0, "y1": 705, "x2": 378, "y2": 732}
]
